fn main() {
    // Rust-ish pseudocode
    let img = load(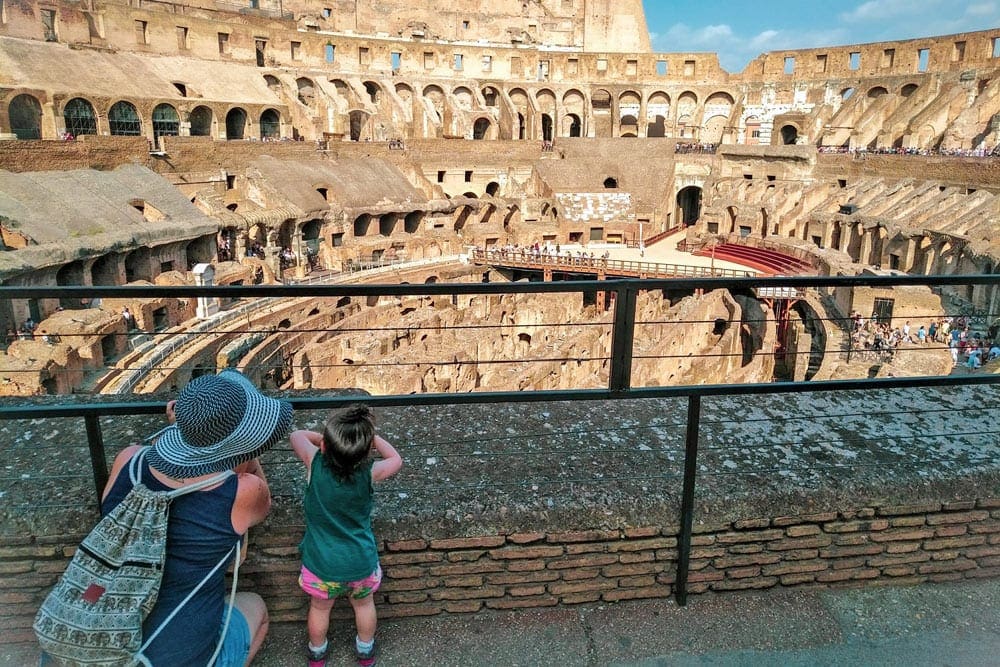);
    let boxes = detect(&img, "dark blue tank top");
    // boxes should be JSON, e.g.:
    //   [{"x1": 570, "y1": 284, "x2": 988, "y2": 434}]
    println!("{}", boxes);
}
[{"x1": 101, "y1": 454, "x2": 240, "y2": 666}]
